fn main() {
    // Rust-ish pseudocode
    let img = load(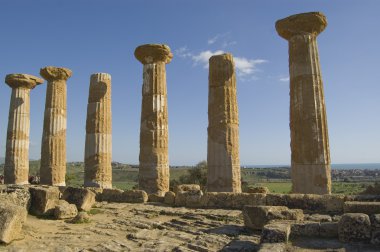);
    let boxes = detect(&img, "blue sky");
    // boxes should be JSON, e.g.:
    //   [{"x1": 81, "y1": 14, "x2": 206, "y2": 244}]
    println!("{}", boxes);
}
[{"x1": 0, "y1": 0, "x2": 379, "y2": 165}]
